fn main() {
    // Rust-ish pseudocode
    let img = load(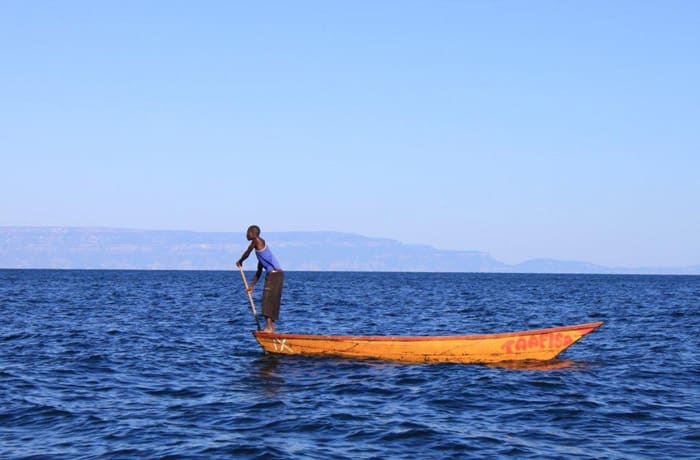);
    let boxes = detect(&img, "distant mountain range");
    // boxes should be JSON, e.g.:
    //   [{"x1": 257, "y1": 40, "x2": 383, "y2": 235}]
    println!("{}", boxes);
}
[{"x1": 1, "y1": 227, "x2": 698, "y2": 274}]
